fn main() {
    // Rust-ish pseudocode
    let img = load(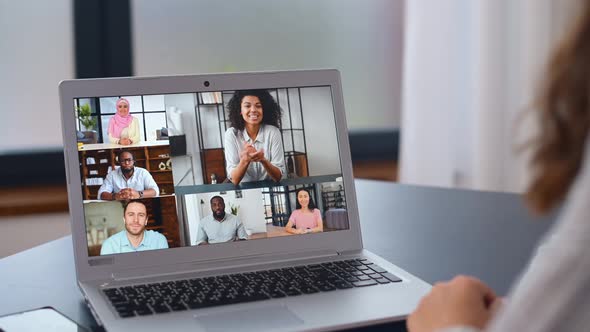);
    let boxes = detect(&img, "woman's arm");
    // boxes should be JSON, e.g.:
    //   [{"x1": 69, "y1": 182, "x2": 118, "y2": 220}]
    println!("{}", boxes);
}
[
  {"x1": 266, "y1": 126, "x2": 285, "y2": 180},
  {"x1": 260, "y1": 158, "x2": 282, "y2": 182},
  {"x1": 107, "y1": 118, "x2": 119, "y2": 144},
  {"x1": 224, "y1": 129, "x2": 250, "y2": 185},
  {"x1": 229, "y1": 148, "x2": 253, "y2": 185},
  {"x1": 128, "y1": 117, "x2": 141, "y2": 144},
  {"x1": 285, "y1": 218, "x2": 303, "y2": 234},
  {"x1": 310, "y1": 209, "x2": 324, "y2": 233}
]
